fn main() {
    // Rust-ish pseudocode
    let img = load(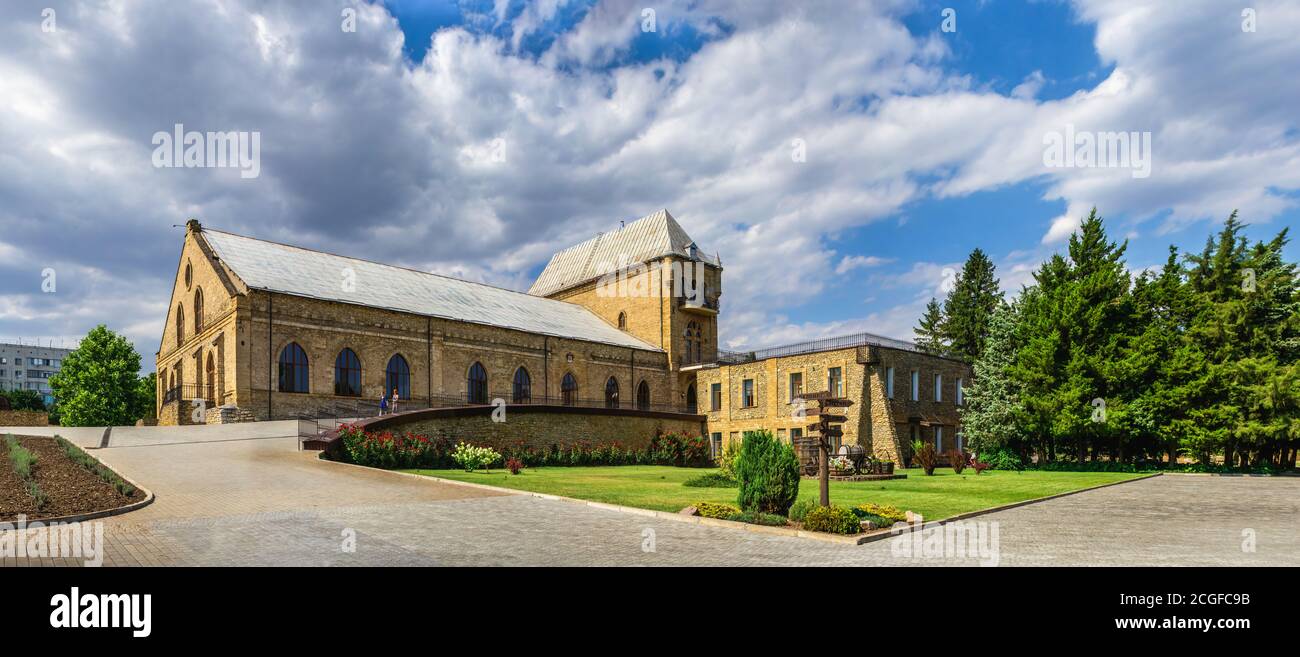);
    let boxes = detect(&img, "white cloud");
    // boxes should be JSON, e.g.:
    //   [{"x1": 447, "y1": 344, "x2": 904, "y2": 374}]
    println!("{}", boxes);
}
[
  {"x1": 835, "y1": 255, "x2": 893, "y2": 275},
  {"x1": 0, "y1": 0, "x2": 1297, "y2": 361}
]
